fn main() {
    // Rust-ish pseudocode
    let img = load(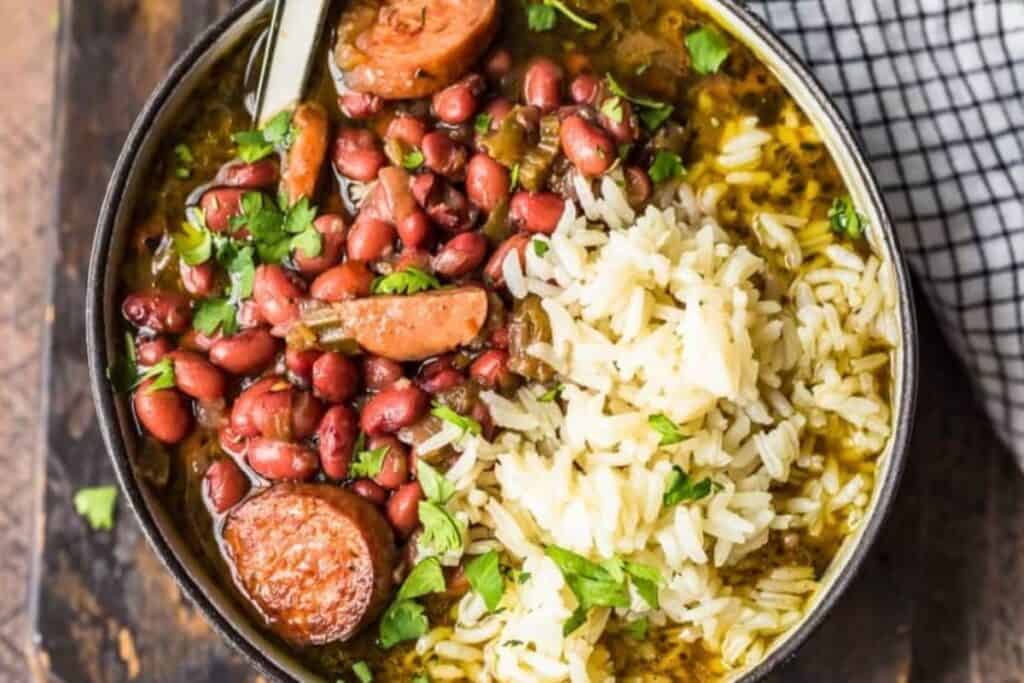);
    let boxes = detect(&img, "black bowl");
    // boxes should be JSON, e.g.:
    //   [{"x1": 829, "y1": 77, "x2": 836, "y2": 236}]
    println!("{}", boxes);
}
[{"x1": 87, "y1": 1, "x2": 918, "y2": 680}]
